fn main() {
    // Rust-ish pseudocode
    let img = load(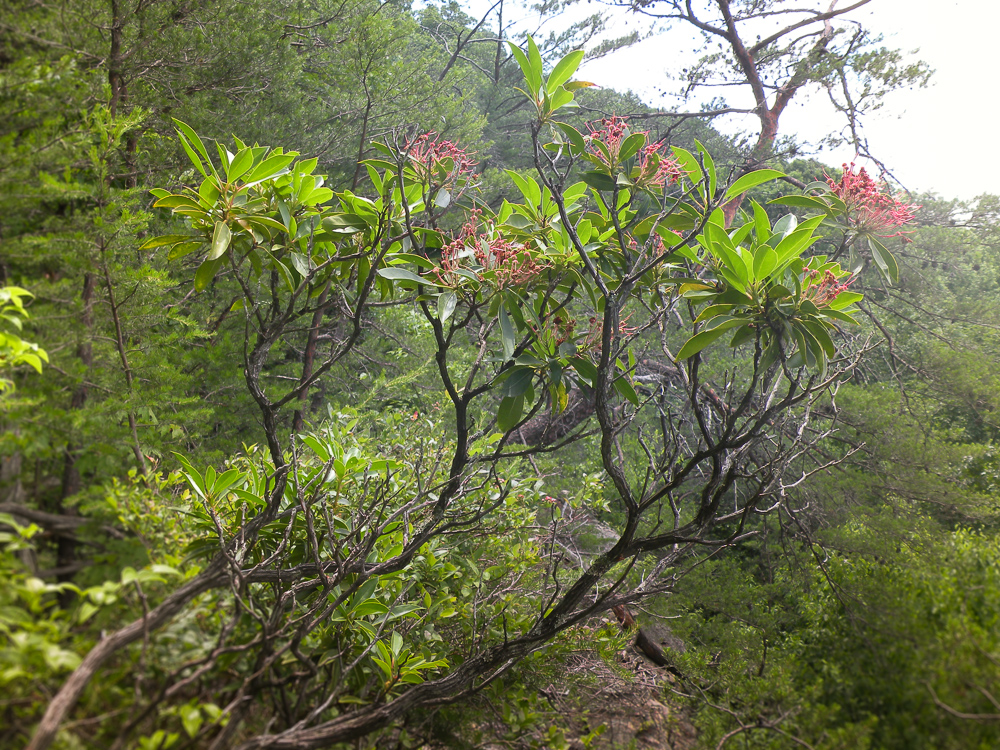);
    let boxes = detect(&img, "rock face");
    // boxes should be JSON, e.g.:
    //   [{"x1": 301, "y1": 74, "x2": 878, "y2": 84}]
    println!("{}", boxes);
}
[
  {"x1": 419, "y1": 639, "x2": 697, "y2": 750},
  {"x1": 575, "y1": 650, "x2": 696, "y2": 750},
  {"x1": 532, "y1": 648, "x2": 697, "y2": 750}
]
